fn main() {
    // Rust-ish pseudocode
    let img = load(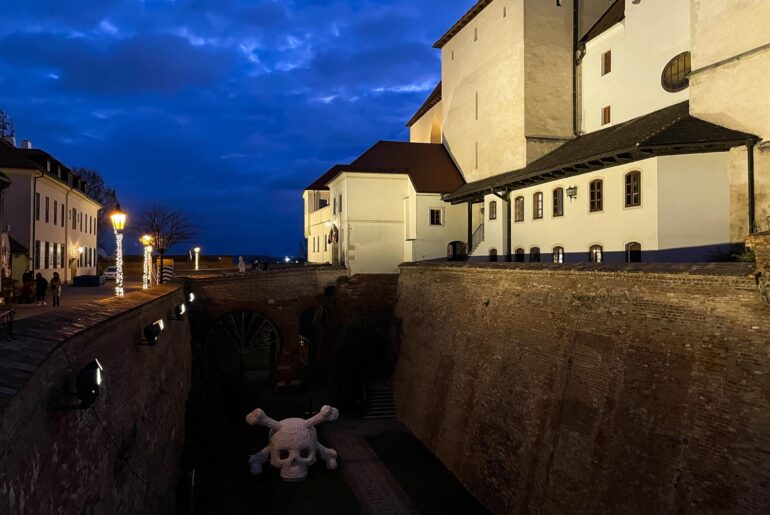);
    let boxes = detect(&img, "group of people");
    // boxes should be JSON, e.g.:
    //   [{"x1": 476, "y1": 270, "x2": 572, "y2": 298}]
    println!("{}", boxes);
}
[{"x1": 20, "y1": 270, "x2": 62, "y2": 306}]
